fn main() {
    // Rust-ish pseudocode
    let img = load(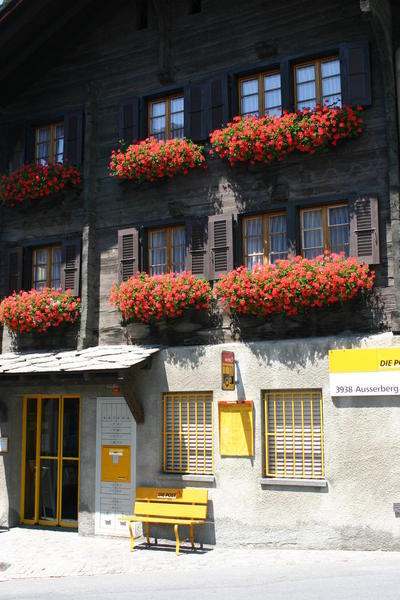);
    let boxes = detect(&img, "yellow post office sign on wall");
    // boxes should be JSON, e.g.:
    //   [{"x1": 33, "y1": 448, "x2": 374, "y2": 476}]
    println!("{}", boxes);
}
[
  {"x1": 101, "y1": 445, "x2": 131, "y2": 482},
  {"x1": 329, "y1": 348, "x2": 400, "y2": 396},
  {"x1": 218, "y1": 401, "x2": 254, "y2": 456}
]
